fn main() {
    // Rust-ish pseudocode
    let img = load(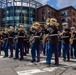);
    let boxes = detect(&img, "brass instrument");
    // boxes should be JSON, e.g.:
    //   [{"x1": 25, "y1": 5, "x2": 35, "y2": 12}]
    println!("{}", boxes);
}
[
  {"x1": 46, "y1": 18, "x2": 50, "y2": 23},
  {"x1": 42, "y1": 18, "x2": 60, "y2": 44},
  {"x1": 70, "y1": 32, "x2": 74, "y2": 44},
  {"x1": 42, "y1": 33, "x2": 60, "y2": 44},
  {"x1": 42, "y1": 34, "x2": 46, "y2": 44},
  {"x1": 29, "y1": 22, "x2": 40, "y2": 43}
]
